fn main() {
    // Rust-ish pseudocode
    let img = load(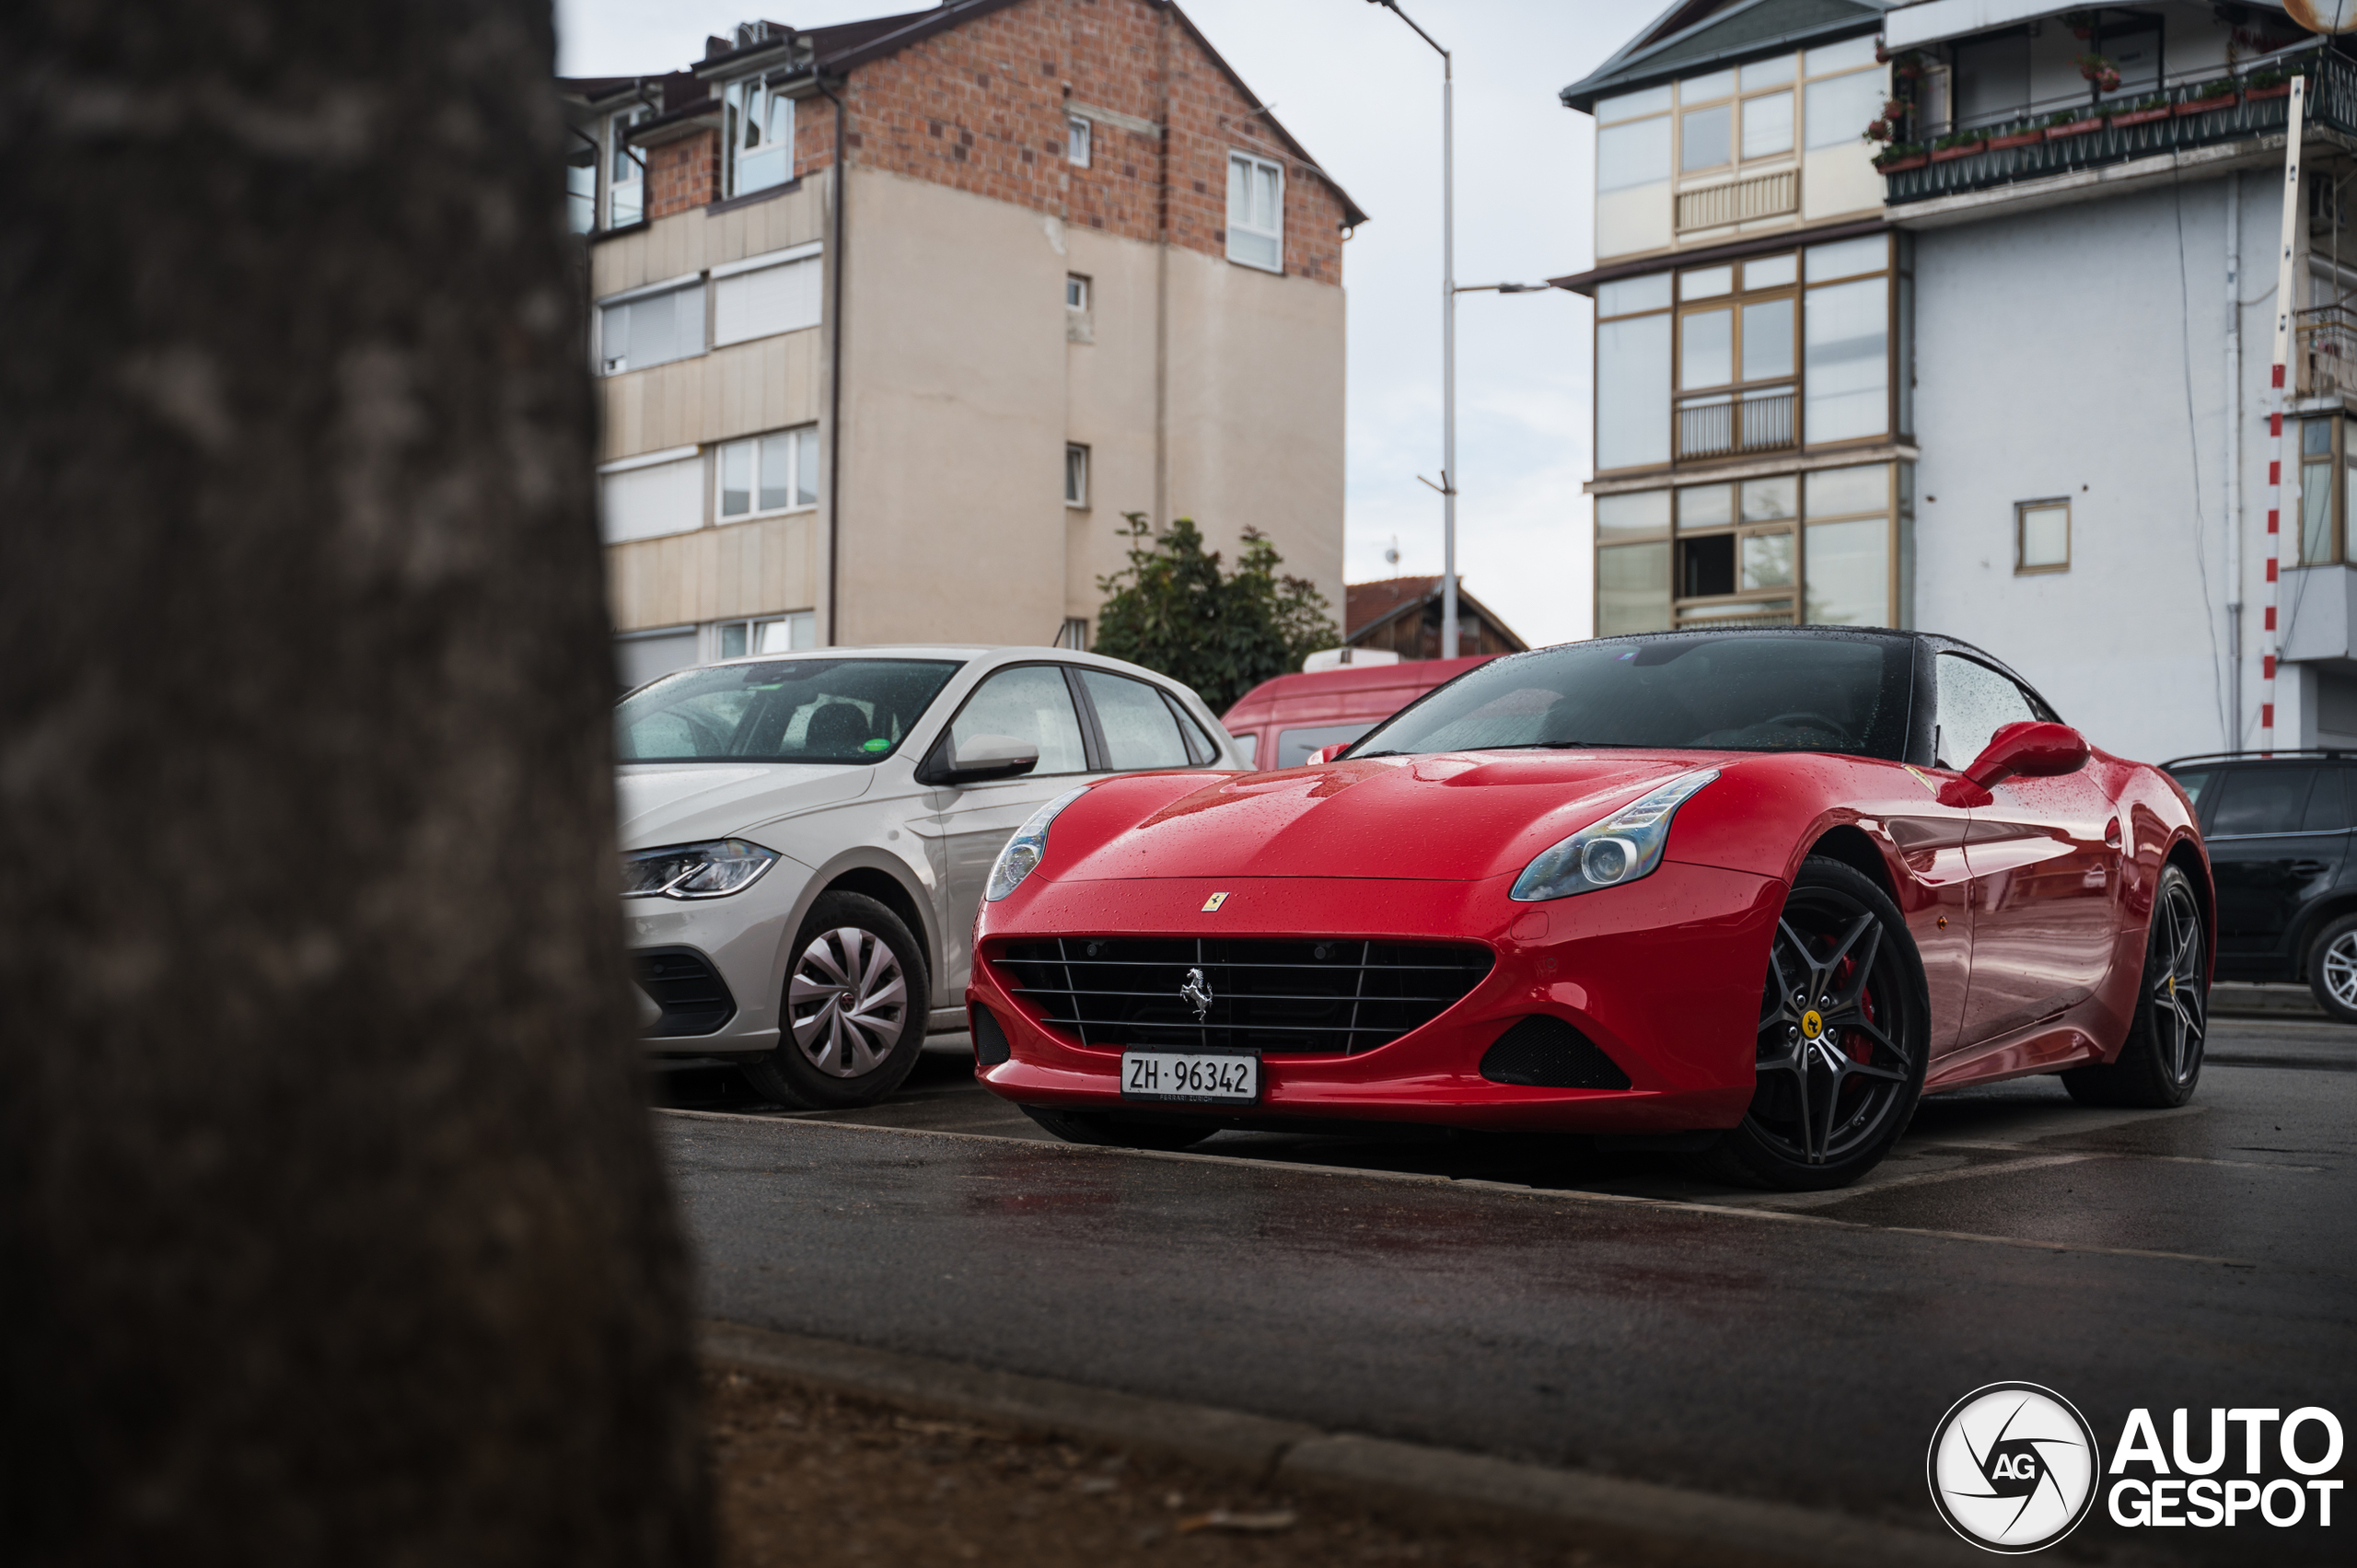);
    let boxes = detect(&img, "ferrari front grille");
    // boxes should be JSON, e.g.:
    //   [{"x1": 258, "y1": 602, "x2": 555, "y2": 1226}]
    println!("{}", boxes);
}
[{"x1": 995, "y1": 937, "x2": 1494, "y2": 1055}]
